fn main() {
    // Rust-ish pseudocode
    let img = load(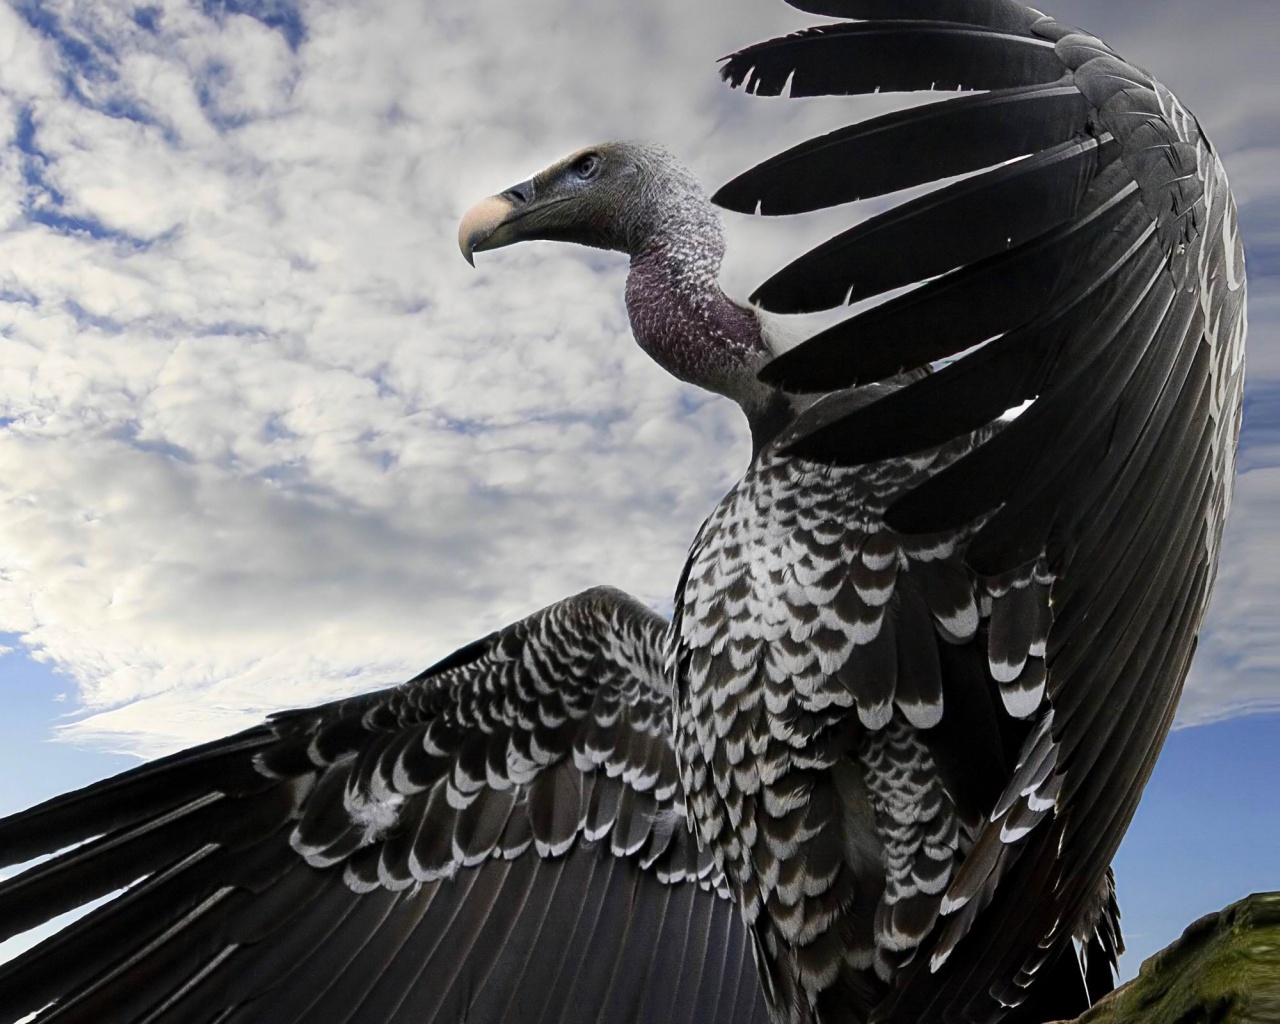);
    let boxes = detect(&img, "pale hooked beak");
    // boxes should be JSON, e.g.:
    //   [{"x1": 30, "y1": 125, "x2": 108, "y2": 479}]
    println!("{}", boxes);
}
[{"x1": 458, "y1": 179, "x2": 534, "y2": 266}]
